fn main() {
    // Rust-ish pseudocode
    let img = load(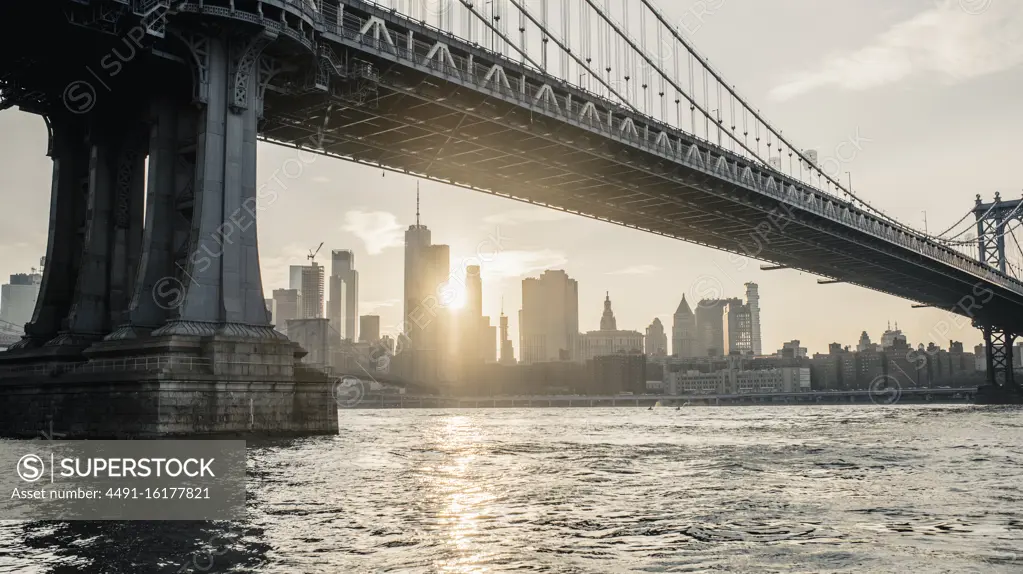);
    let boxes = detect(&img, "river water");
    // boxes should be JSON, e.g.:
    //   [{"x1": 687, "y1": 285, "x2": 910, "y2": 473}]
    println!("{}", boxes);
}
[{"x1": 1, "y1": 405, "x2": 1022, "y2": 573}]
